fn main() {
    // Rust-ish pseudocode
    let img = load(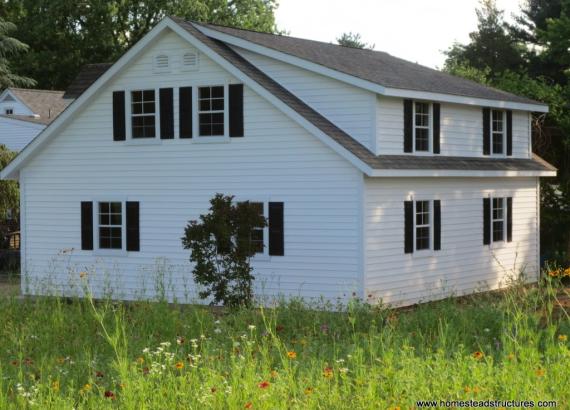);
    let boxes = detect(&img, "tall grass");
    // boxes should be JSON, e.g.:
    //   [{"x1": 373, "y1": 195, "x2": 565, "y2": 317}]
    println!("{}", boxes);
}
[{"x1": 0, "y1": 273, "x2": 568, "y2": 409}]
